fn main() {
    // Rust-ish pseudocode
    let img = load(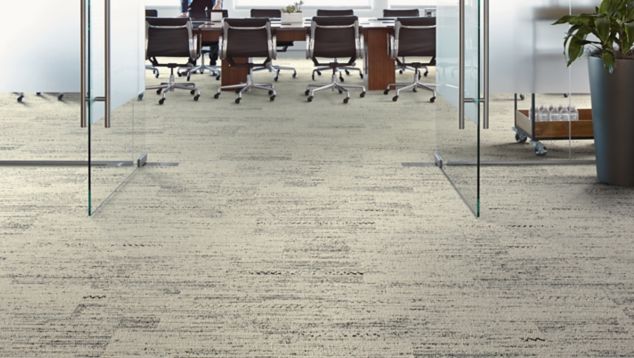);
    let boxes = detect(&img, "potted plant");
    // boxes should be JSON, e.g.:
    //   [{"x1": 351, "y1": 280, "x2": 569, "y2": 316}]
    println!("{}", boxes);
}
[
  {"x1": 281, "y1": 1, "x2": 304, "y2": 25},
  {"x1": 555, "y1": 0, "x2": 634, "y2": 186}
]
